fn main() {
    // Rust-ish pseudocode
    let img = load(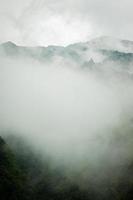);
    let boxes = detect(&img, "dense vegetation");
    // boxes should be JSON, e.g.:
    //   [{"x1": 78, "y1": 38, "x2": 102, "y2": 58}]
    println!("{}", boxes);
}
[
  {"x1": 0, "y1": 136, "x2": 30, "y2": 200},
  {"x1": 0, "y1": 135, "x2": 133, "y2": 200}
]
